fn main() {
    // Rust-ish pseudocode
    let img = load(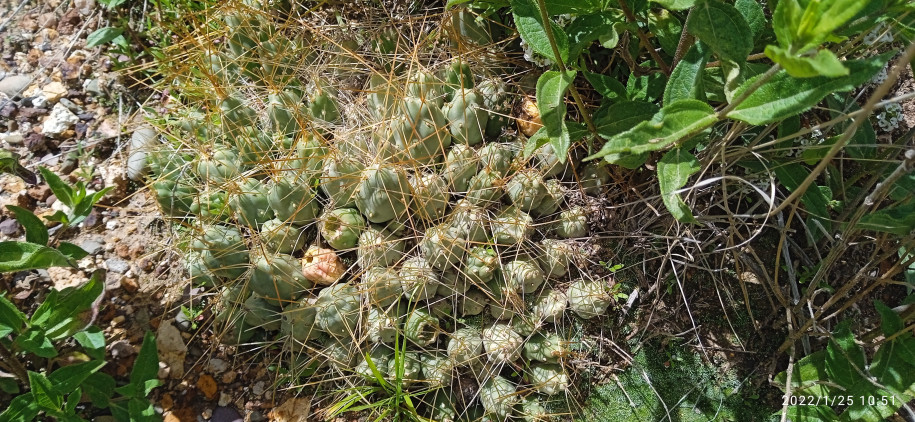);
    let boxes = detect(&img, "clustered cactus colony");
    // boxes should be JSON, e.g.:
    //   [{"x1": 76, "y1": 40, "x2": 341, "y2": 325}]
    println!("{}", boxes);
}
[{"x1": 144, "y1": 2, "x2": 617, "y2": 420}]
